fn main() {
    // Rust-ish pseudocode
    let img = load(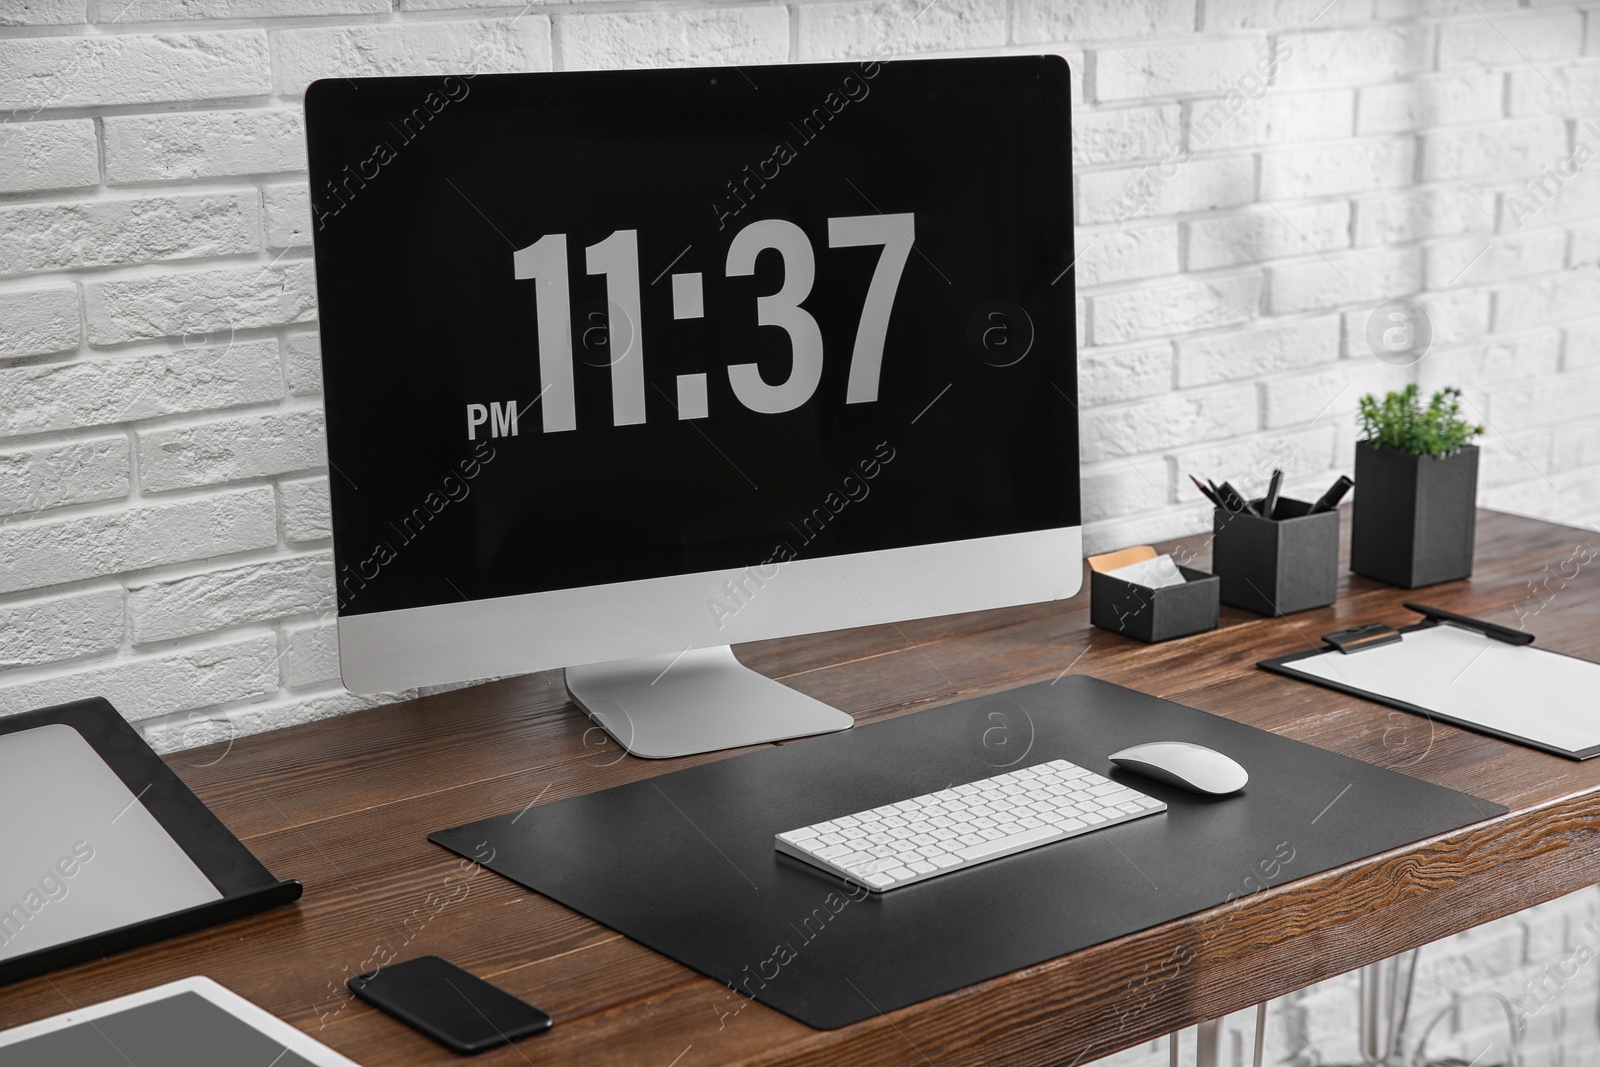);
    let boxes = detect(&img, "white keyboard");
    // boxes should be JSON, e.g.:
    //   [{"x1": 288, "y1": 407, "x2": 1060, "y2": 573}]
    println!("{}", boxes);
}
[{"x1": 774, "y1": 758, "x2": 1166, "y2": 892}]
